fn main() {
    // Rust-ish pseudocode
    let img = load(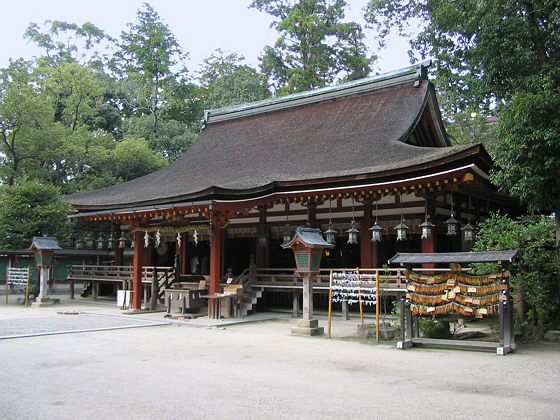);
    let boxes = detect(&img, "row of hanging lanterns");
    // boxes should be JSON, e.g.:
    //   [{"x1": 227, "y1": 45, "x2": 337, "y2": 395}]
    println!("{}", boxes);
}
[
  {"x1": 281, "y1": 195, "x2": 476, "y2": 247},
  {"x1": 74, "y1": 232, "x2": 129, "y2": 250}
]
